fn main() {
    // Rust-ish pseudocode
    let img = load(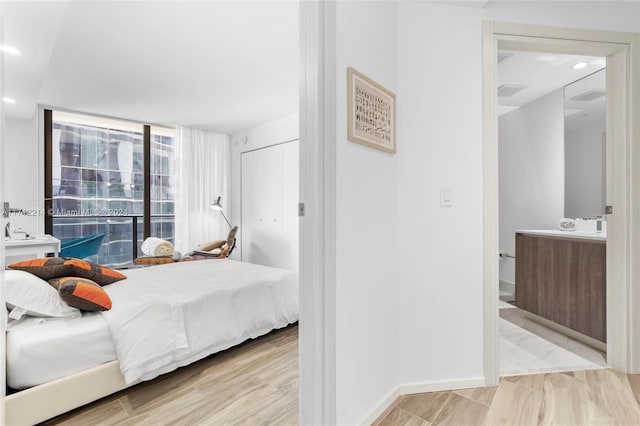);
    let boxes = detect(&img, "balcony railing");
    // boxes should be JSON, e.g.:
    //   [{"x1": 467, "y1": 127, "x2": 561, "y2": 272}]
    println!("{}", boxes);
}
[{"x1": 53, "y1": 214, "x2": 175, "y2": 268}]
